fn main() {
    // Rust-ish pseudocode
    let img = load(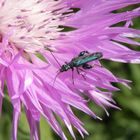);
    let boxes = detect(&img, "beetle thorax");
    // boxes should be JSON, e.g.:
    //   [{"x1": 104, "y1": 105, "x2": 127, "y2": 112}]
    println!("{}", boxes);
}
[{"x1": 60, "y1": 64, "x2": 71, "y2": 72}]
